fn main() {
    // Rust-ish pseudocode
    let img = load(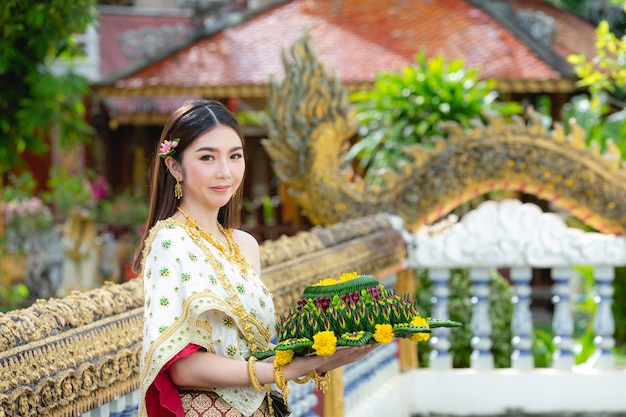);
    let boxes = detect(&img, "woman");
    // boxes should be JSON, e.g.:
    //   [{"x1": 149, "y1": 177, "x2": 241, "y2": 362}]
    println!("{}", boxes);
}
[{"x1": 132, "y1": 99, "x2": 374, "y2": 417}]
